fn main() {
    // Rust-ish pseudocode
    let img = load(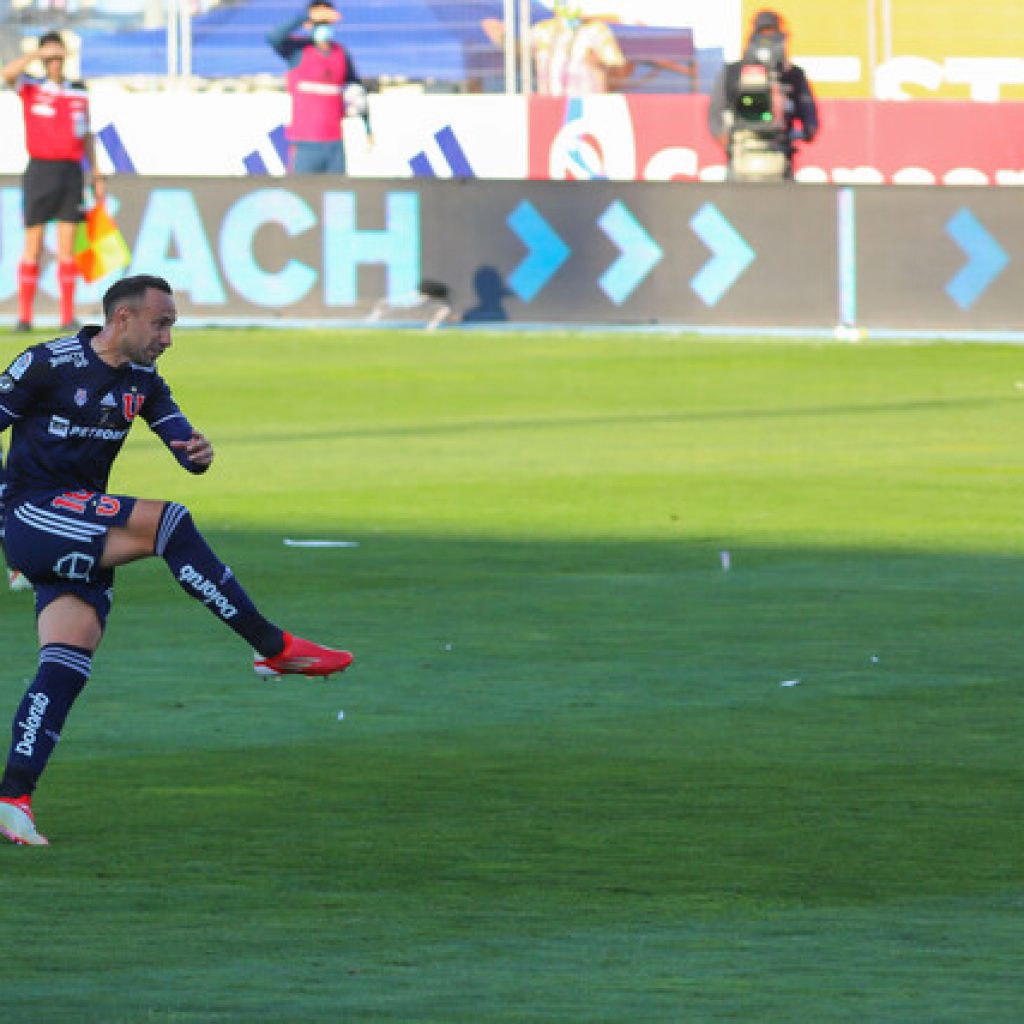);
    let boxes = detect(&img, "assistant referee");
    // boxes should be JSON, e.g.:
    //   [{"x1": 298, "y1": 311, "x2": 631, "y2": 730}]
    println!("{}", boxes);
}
[{"x1": 2, "y1": 32, "x2": 106, "y2": 332}]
